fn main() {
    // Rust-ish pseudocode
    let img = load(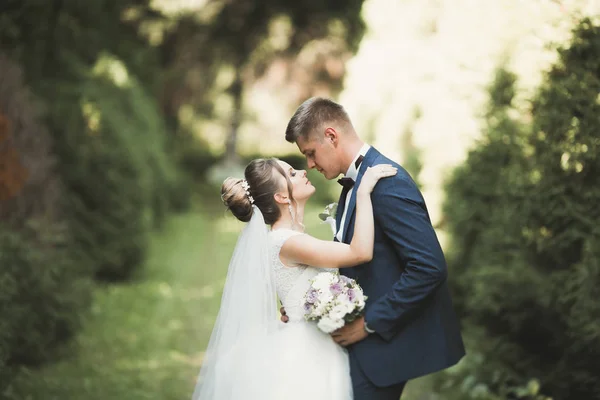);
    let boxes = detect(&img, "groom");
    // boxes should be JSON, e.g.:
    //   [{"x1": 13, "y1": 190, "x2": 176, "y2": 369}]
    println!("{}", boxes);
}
[{"x1": 284, "y1": 98, "x2": 465, "y2": 400}]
